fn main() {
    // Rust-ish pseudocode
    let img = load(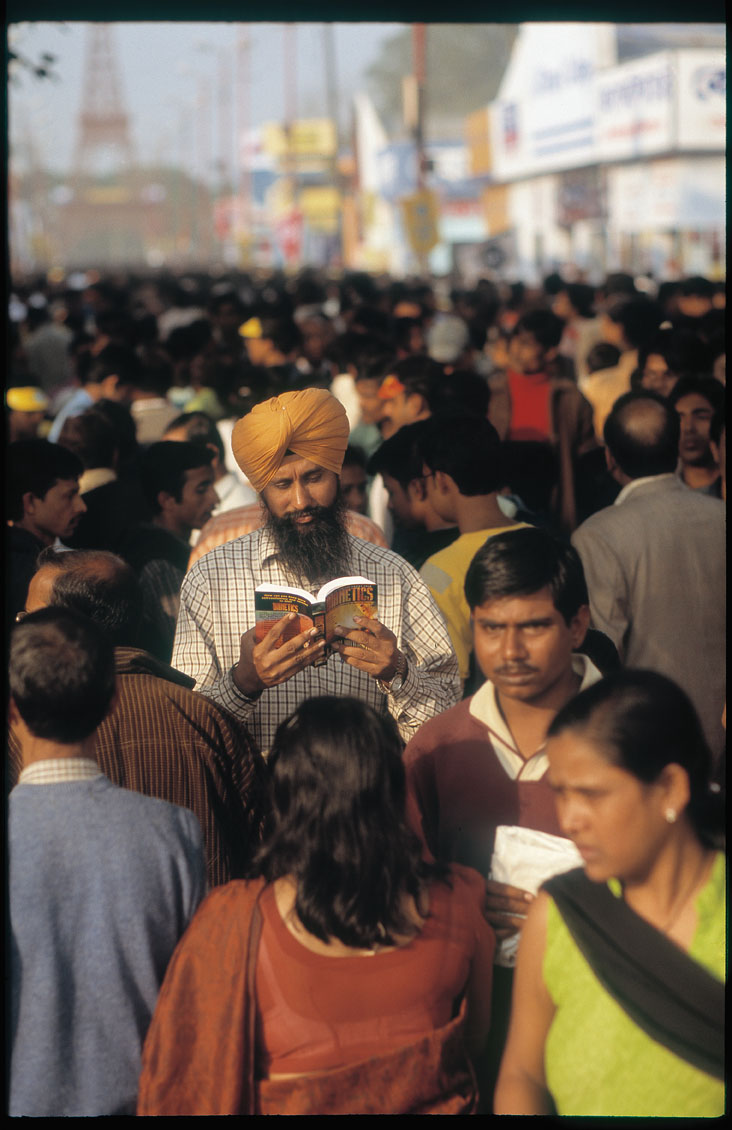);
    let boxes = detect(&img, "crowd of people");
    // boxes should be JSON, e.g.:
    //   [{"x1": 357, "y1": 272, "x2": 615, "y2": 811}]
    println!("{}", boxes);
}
[{"x1": 6, "y1": 265, "x2": 725, "y2": 1116}]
